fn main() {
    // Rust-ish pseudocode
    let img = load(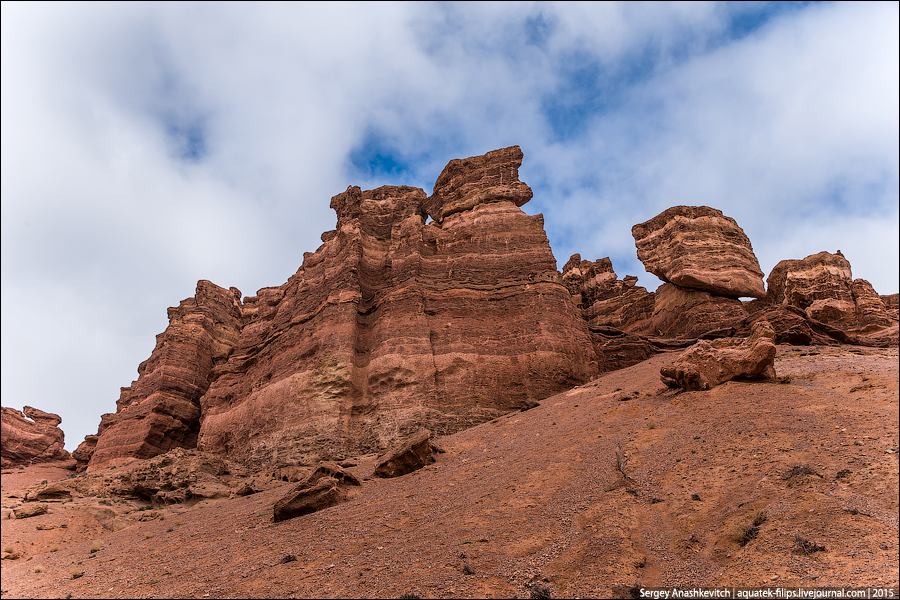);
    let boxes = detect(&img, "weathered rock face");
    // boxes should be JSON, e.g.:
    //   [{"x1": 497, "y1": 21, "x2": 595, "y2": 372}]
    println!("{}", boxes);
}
[
  {"x1": 561, "y1": 254, "x2": 654, "y2": 331},
  {"x1": 636, "y1": 283, "x2": 748, "y2": 339},
  {"x1": 762, "y1": 251, "x2": 893, "y2": 330},
  {"x1": 80, "y1": 147, "x2": 600, "y2": 471},
  {"x1": 77, "y1": 281, "x2": 243, "y2": 470},
  {"x1": 423, "y1": 146, "x2": 533, "y2": 223},
  {"x1": 1, "y1": 406, "x2": 70, "y2": 468},
  {"x1": 660, "y1": 321, "x2": 777, "y2": 391},
  {"x1": 197, "y1": 149, "x2": 597, "y2": 469},
  {"x1": 632, "y1": 206, "x2": 765, "y2": 299}
]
